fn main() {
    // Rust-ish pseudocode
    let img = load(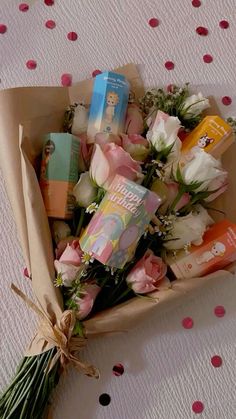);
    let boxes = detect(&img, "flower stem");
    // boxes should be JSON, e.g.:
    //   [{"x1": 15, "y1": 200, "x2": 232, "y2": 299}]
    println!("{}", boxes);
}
[
  {"x1": 75, "y1": 208, "x2": 85, "y2": 237},
  {"x1": 168, "y1": 185, "x2": 186, "y2": 213}
]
